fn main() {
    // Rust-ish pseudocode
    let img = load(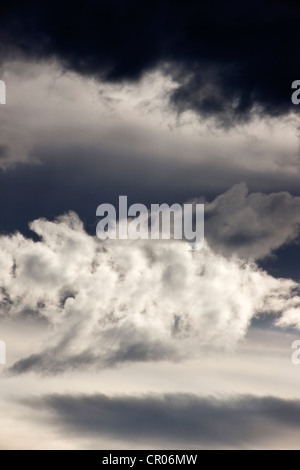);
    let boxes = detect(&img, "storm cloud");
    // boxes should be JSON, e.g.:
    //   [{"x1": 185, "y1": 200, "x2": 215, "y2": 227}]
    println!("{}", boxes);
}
[
  {"x1": 0, "y1": 210, "x2": 299, "y2": 375},
  {"x1": 0, "y1": 0, "x2": 299, "y2": 125}
]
